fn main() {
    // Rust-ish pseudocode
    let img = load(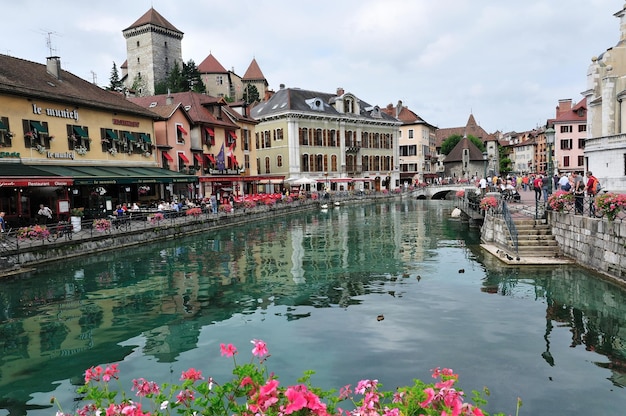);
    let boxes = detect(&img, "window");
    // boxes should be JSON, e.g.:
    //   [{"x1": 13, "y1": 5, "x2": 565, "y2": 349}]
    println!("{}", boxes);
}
[
  {"x1": 578, "y1": 124, "x2": 587, "y2": 132},
  {"x1": 274, "y1": 128, "x2": 283, "y2": 142},
  {"x1": 243, "y1": 129, "x2": 250, "y2": 150},
  {"x1": 331, "y1": 155, "x2": 338, "y2": 171},
  {"x1": 301, "y1": 154, "x2": 309, "y2": 172},
  {"x1": 408, "y1": 129, "x2": 414, "y2": 139},
  {"x1": 300, "y1": 128, "x2": 309, "y2": 145},
  {"x1": 136, "y1": 41, "x2": 139, "y2": 47},
  {"x1": 277, "y1": 155, "x2": 283, "y2": 167},
  {"x1": 175, "y1": 124, "x2": 187, "y2": 144},
  {"x1": 560, "y1": 139, "x2": 572, "y2": 150},
  {"x1": 560, "y1": 125, "x2": 573, "y2": 133},
  {"x1": 578, "y1": 138, "x2": 585, "y2": 149},
  {"x1": 563, "y1": 156, "x2": 570, "y2": 167},
  {"x1": 67, "y1": 124, "x2": 91, "y2": 152},
  {"x1": 23, "y1": 119, "x2": 50, "y2": 150},
  {"x1": 0, "y1": 116, "x2": 13, "y2": 147},
  {"x1": 577, "y1": 155, "x2": 584, "y2": 166},
  {"x1": 265, "y1": 157, "x2": 271, "y2": 174},
  {"x1": 314, "y1": 129, "x2": 323, "y2": 146},
  {"x1": 216, "y1": 75, "x2": 223, "y2": 85}
]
